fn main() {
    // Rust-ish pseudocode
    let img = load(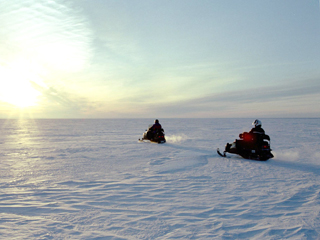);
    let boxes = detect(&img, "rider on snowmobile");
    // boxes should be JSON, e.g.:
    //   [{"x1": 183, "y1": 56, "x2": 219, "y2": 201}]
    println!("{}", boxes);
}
[
  {"x1": 249, "y1": 119, "x2": 265, "y2": 135},
  {"x1": 145, "y1": 119, "x2": 163, "y2": 139},
  {"x1": 241, "y1": 119, "x2": 267, "y2": 149},
  {"x1": 151, "y1": 119, "x2": 162, "y2": 132},
  {"x1": 227, "y1": 119, "x2": 266, "y2": 152}
]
